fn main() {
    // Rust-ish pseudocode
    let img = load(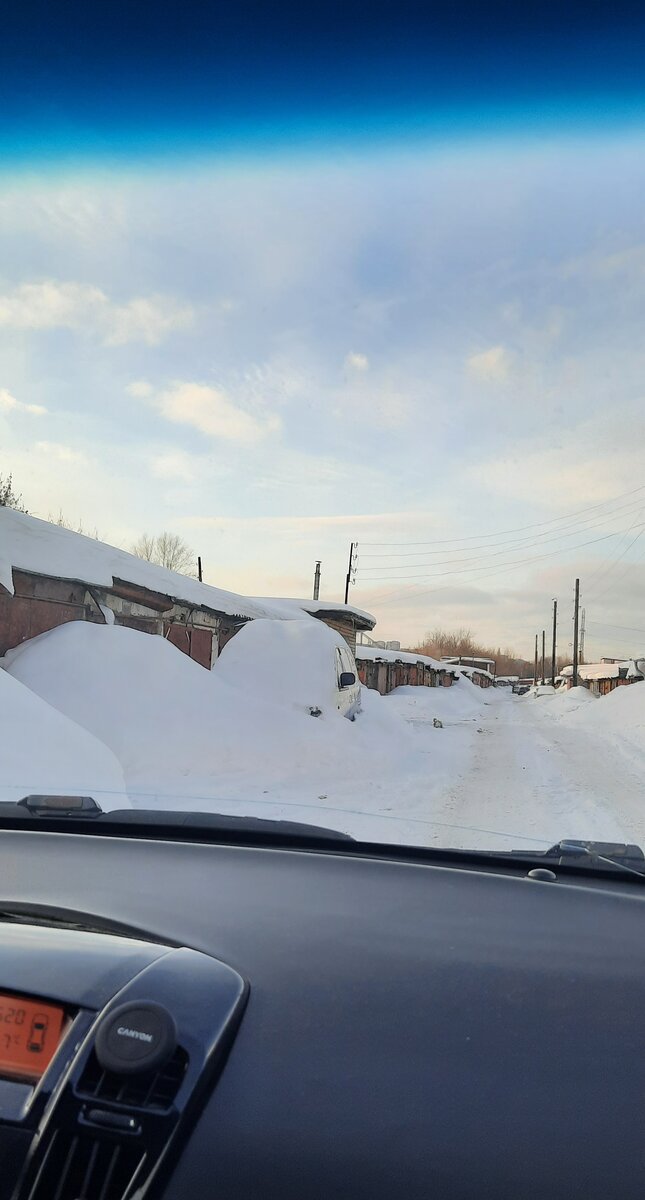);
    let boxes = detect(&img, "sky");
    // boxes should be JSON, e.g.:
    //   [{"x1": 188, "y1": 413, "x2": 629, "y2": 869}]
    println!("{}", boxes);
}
[{"x1": 2, "y1": 2, "x2": 645, "y2": 661}]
